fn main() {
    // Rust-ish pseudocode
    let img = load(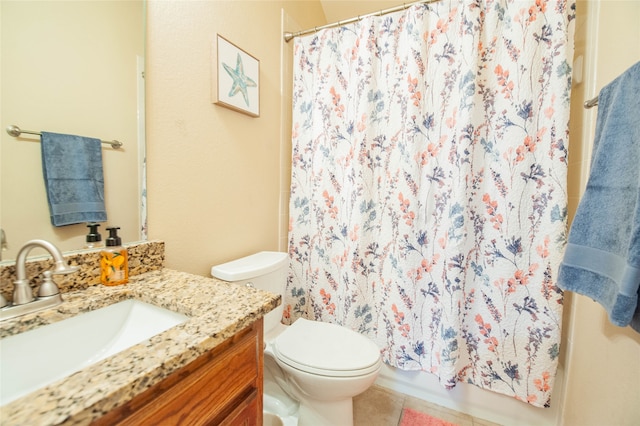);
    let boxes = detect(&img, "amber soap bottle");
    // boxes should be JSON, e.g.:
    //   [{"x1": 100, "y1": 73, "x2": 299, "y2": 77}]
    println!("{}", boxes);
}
[{"x1": 100, "y1": 227, "x2": 129, "y2": 286}]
